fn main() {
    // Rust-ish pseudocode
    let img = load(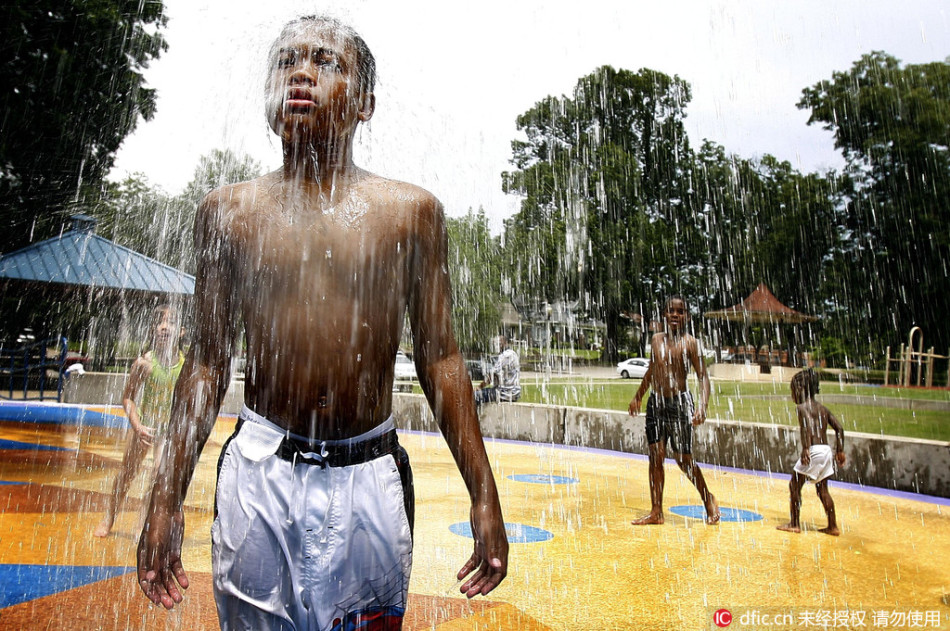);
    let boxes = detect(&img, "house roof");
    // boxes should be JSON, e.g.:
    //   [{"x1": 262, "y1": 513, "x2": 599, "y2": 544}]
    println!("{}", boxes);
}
[
  {"x1": 498, "y1": 301, "x2": 523, "y2": 326},
  {"x1": 0, "y1": 215, "x2": 194, "y2": 295},
  {"x1": 704, "y1": 283, "x2": 817, "y2": 324}
]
